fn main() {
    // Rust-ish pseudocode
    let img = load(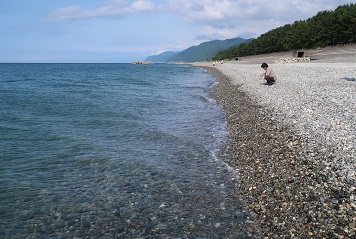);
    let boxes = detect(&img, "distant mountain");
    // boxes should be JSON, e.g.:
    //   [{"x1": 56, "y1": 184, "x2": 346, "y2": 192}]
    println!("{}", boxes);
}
[
  {"x1": 144, "y1": 37, "x2": 252, "y2": 62},
  {"x1": 145, "y1": 51, "x2": 180, "y2": 62}
]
